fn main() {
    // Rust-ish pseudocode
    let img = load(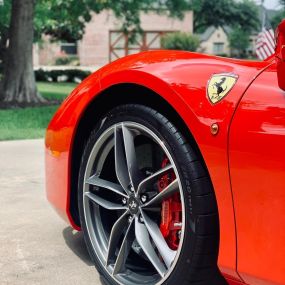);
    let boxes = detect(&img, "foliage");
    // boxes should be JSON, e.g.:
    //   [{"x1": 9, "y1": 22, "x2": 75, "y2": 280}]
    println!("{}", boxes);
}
[
  {"x1": 0, "y1": 0, "x2": 190, "y2": 49},
  {"x1": 271, "y1": 0, "x2": 285, "y2": 29},
  {"x1": 19, "y1": 0, "x2": 189, "y2": 43},
  {"x1": 234, "y1": 0, "x2": 260, "y2": 32},
  {"x1": 0, "y1": 0, "x2": 11, "y2": 64},
  {"x1": 271, "y1": 11, "x2": 285, "y2": 29},
  {"x1": 161, "y1": 32, "x2": 200, "y2": 51},
  {"x1": 0, "y1": 82, "x2": 76, "y2": 140},
  {"x1": 0, "y1": 1, "x2": 10, "y2": 37},
  {"x1": 228, "y1": 27, "x2": 250, "y2": 58},
  {"x1": 278, "y1": 0, "x2": 285, "y2": 9},
  {"x1": 35, "y1": 68, "x2": 91, "y2": 83},
  {"x1": 189, "y1": 0, "x2": 235, "y2": 32},
  {"x1": 189, "y1": 0, "x2": 259, "y2": 33},
  {"x1": 55, "y1": 56, "x2": 79, "y2": 66},
  {"x1": 0, "y1": 0, "x2": 261, "y2": 56},
  {"x1": 0, "y1": 0, "x2": 261, "y2": 51}
]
